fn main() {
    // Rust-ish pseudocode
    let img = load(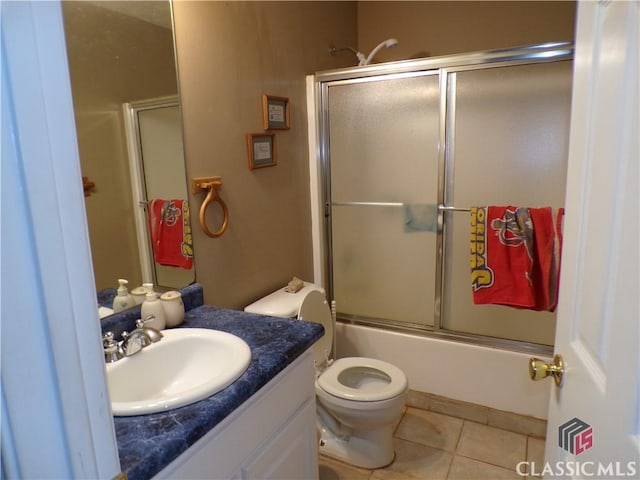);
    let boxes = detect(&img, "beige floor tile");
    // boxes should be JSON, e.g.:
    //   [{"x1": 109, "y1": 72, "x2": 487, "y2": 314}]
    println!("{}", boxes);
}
[
  {"x1": 393, "y1": 406, "x2": 408, "y2": 432},
  {"x1": 406, "y1": 390, "x2": 431, "y2": 411},
  {"x1": 526, "y1": 437, "x2": 545, "y2": 463},
  {"x1": 319, "y1": 455, "x2": 372, "y2": 480},
  {"x1": 430, "y1": 395, "x2": 489, "y2": 424},
  {"x1": 395, "y1": 408, "x2": 464, "y2": 452},
  {"x1": 488, "y1": 410, "x2": 547, "y2": 438},
  {"x1": 447, "y1": 455, "x2": 522, "y2": 480},
  {"x1": 371, "y1": 438, "x2": 453, "y2": 480},
  {"x1": 524, "y1": 437, "x2": 546, "y2": 477},
  {"x1": 456, "y1": 421, "x2": 526, "y2": 470}
]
